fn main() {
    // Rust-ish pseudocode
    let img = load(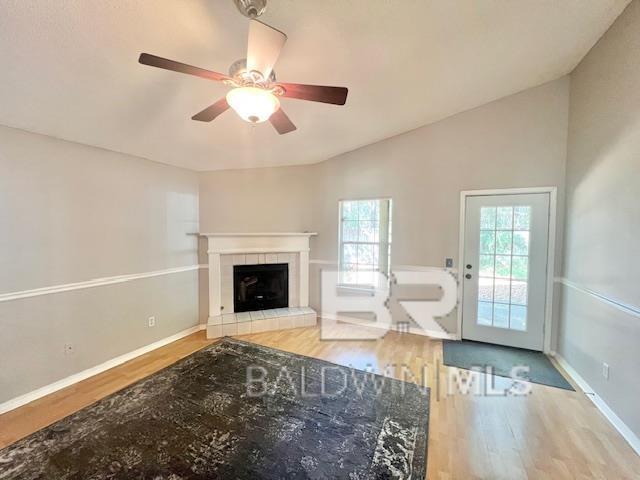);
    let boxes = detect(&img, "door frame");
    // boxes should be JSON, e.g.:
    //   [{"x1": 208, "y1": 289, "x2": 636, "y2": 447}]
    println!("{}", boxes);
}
[{"x1": 457, "y1": 187, "x2": 558, "y2": 353}]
